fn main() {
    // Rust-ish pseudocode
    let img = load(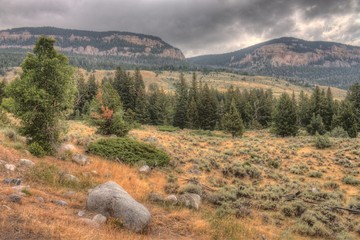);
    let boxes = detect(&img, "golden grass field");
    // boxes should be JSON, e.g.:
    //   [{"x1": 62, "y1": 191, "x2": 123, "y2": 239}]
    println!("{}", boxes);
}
[{"x1": 0, "y1": 120, "x2": 359, "y2": 240}]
